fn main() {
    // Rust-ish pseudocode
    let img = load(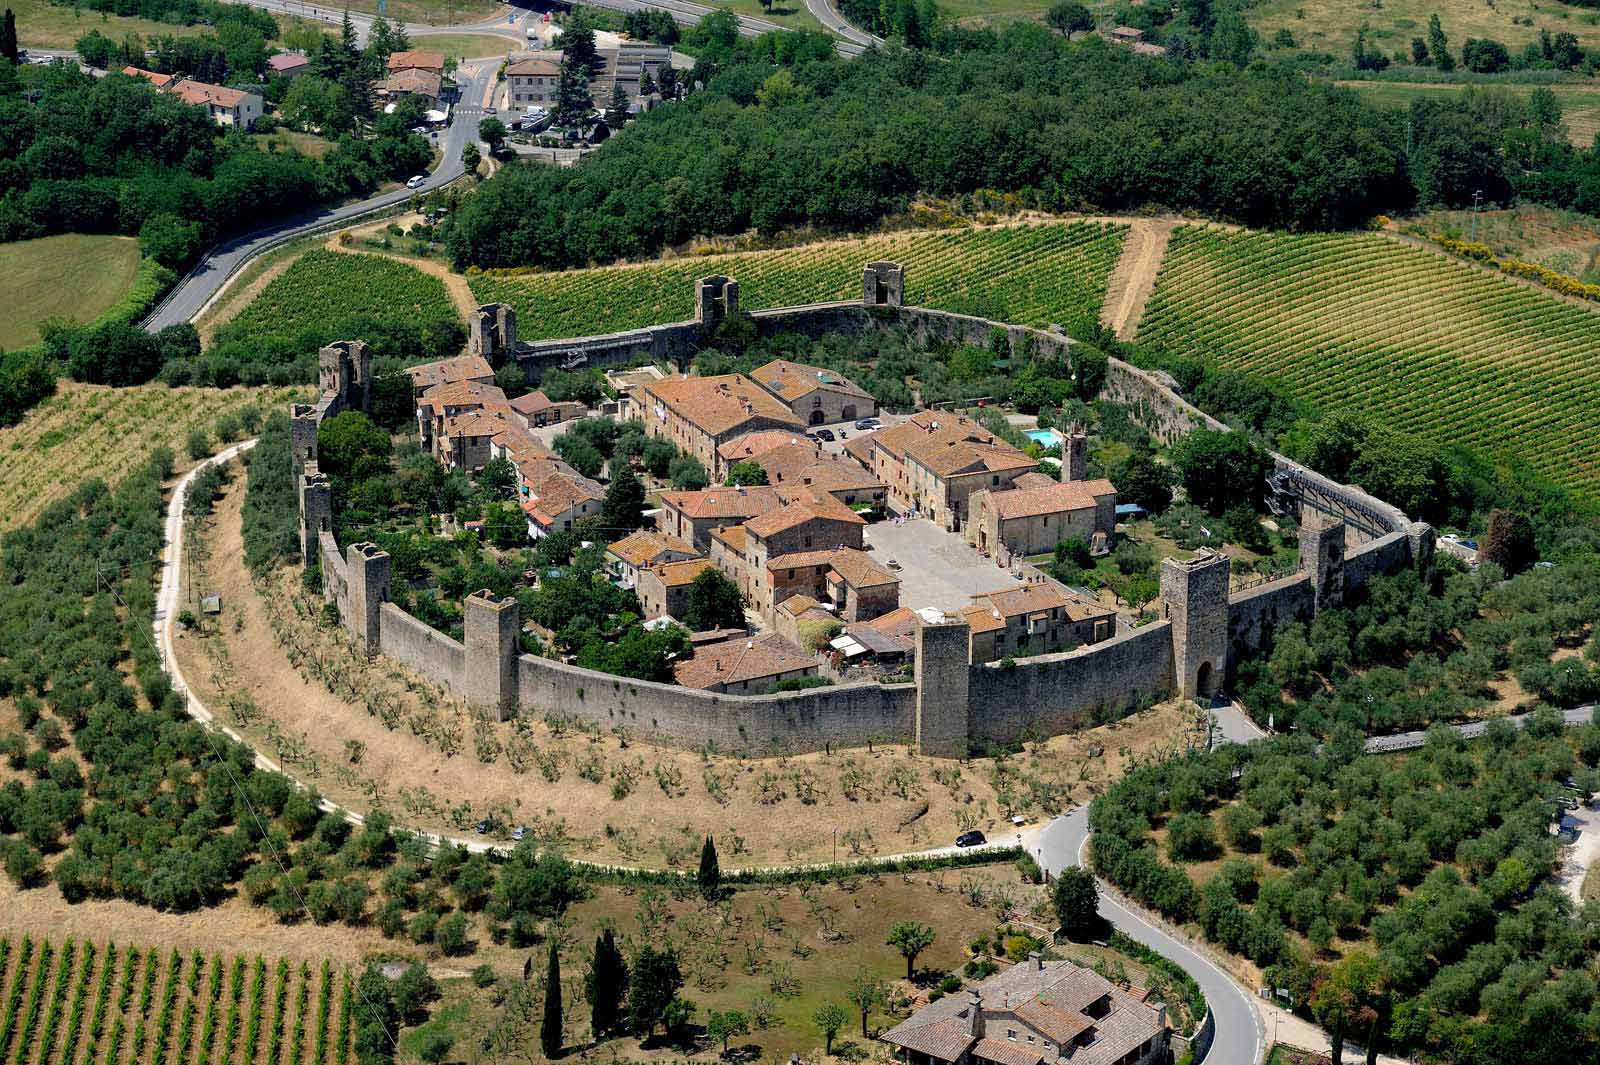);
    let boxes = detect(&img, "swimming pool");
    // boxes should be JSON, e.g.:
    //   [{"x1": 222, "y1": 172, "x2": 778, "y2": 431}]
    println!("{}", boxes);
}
[{"x1": 1026, "y1": 428, "x2": 1063, "y2": 447}]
